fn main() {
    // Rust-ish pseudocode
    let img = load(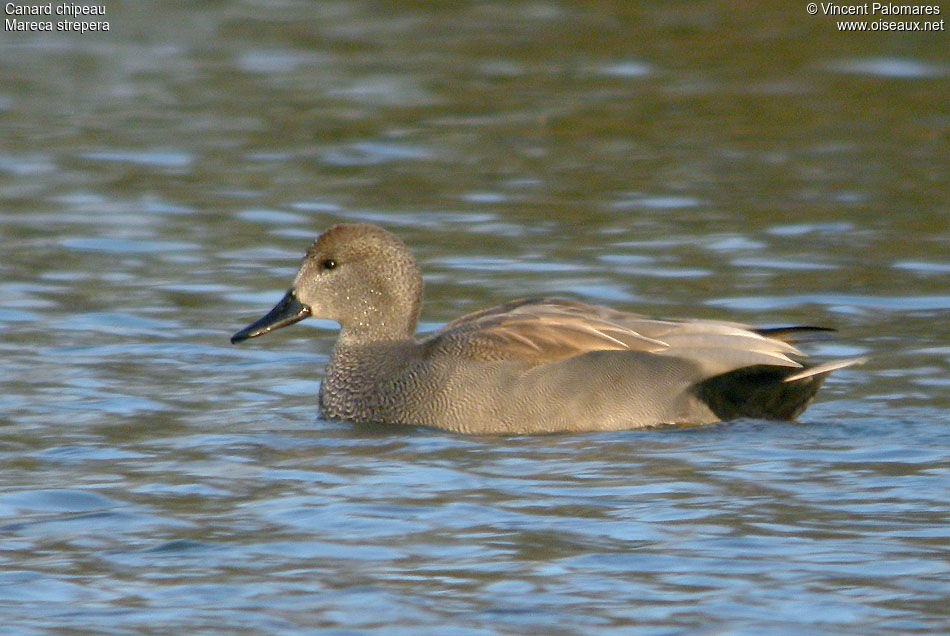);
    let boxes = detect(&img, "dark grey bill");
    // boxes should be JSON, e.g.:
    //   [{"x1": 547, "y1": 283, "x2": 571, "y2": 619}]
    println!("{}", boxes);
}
[{"x1": 231, "y1": 289, "x2": 311, "y2": 344}]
